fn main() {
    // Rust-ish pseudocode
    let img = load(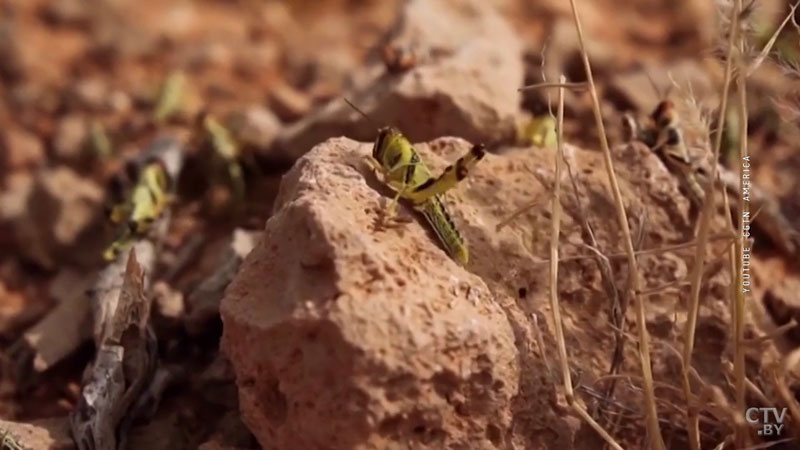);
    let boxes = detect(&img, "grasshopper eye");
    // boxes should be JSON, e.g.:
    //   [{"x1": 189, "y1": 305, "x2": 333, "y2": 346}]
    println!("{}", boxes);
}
[
  {"x1": 373, "y1": 128, "x2": 390, "y2": 161},
  {"x1": 124, "y1": 160, "x2": 139, "y2": 182},
  {"x1": 665, "y1": 128, "x2": 681, "y2": 146}
]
